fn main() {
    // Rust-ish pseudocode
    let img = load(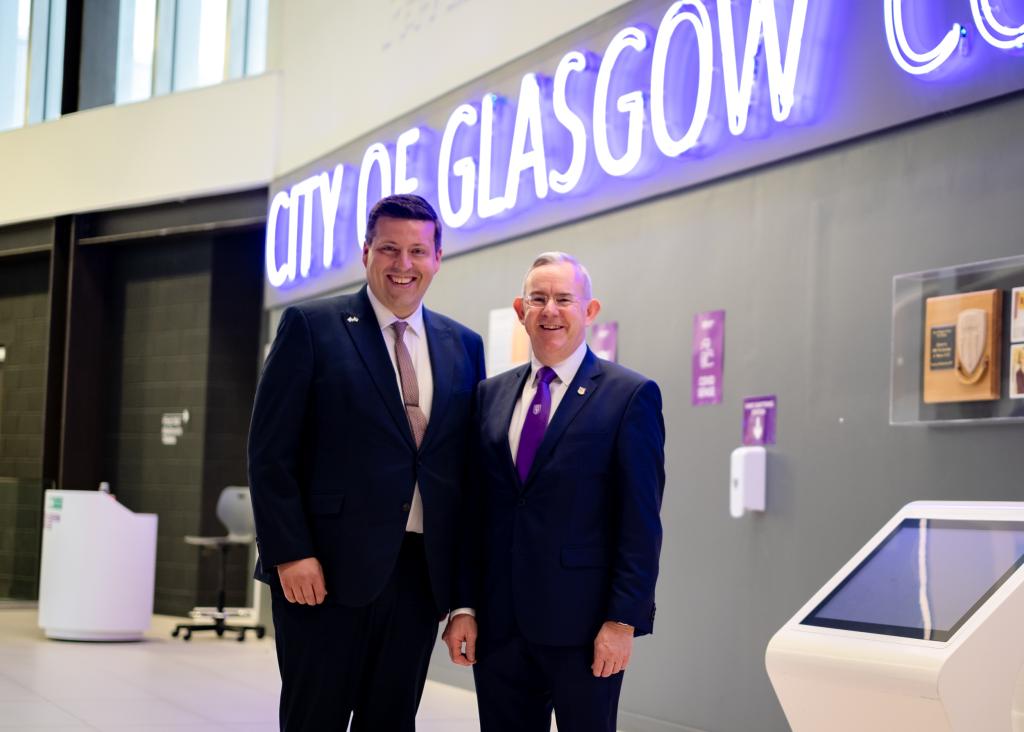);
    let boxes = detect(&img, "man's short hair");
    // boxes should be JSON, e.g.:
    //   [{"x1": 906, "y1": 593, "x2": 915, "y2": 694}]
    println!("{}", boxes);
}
[
  {"x1": 364, "y1": 194, "x2": 442, "y2": 252},
  {"x1": 523, "y1": 252, "x2": 593, "y2": 300}
]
